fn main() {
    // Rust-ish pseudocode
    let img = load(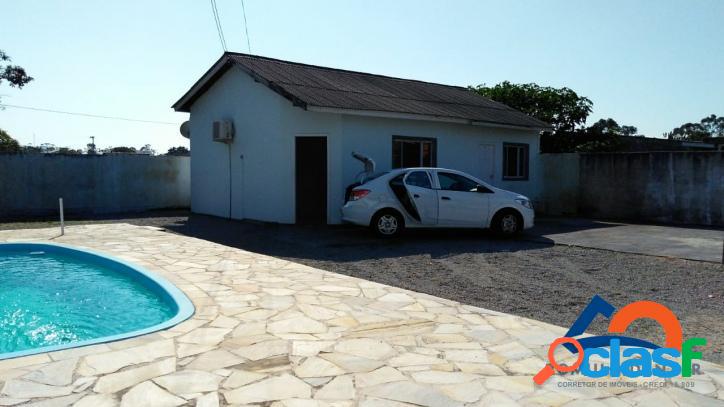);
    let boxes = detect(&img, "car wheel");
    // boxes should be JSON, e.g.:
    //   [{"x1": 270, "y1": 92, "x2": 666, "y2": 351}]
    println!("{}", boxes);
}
[
  {"x1": 371, "y1": 210, "x2": 404, "y2": 237},
  {"x1": 492, "y1": 209, "x2": 522, "y2": 237}
]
